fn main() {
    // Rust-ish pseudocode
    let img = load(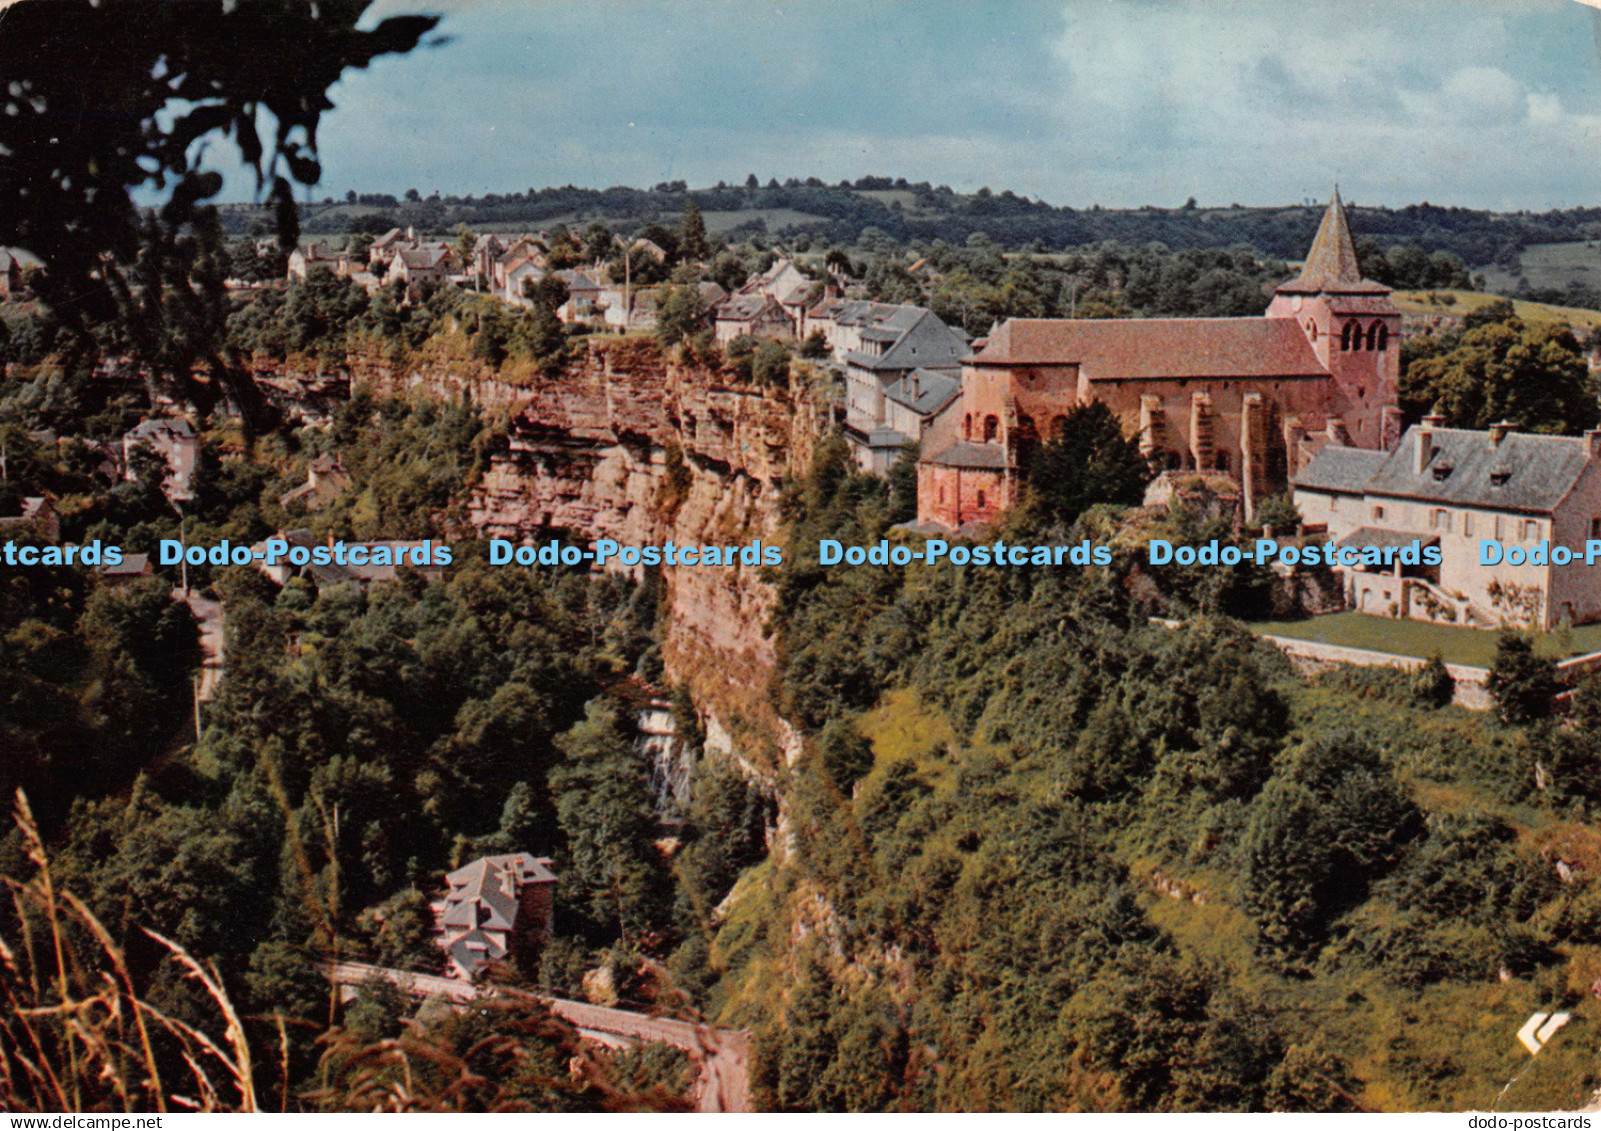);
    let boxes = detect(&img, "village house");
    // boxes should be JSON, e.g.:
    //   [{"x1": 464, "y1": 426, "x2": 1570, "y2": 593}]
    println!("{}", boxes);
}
[
  {"x1": 98, "y1": 552, "x2": 153, "y2": 585},
  {"x1": 367, "y1": 227, "x2": 418, "y2": 268},
  {"x1": 286, "y1": 242, "x2": 350, "y2": 282},
  {"x1": 739, "y1": 257, "x2": 815, "y2": 334},
  {"x1": 849, "y1": 368, "x2": 963, "y2": 474},
  {"x1": 472, "y1": 233, "x2": 507, "y2": 283},
  {"x1": 916, "y1": 190, "x2": 1401, "y2": 531},
  {"x1": 714, "y1": 292, "x2": 793, "y2": 343},
  {"x1": 432, "y1": 853, "x2": 557, "y2": 981},
  {"x1": 278, "y1": 454, "x2": 351, "y2": 511},
  {"x1": 123, "y1": 417, "x2": 199, "y2": 502},
  {"x1": 630, "y1": 237, "x2": 669, "y2": 264},
  {"x1": 805, "y1": 298, "x2": 938, "y2": 363},
  {"x1": 1294, "y1": 417, "x2": 1601, "y2": 630},
  {"x1": 601, "y1": 285, "x2": 662, "y2": 332},
  {"x1": 697, "y1": 280, "x2": 729, "y2": 310},
  {"x1": 501, "y1": 257, "x2": 547, "y2": 306},
  {"x1": 0, "y1": 496, "x2": 60, "y2": 541},
  {"x1": 555, "y1": 269, "x2": 603, "y2": 322},
  {"x1": 842, "y1": 306, "x2": 969, "y2": 472},
  {"x1": 493, "y1": 236, "x2": 548, "y2": 290},
  {"x1": 391, "y1": 245, "x2": 457, "y2": 292}
]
